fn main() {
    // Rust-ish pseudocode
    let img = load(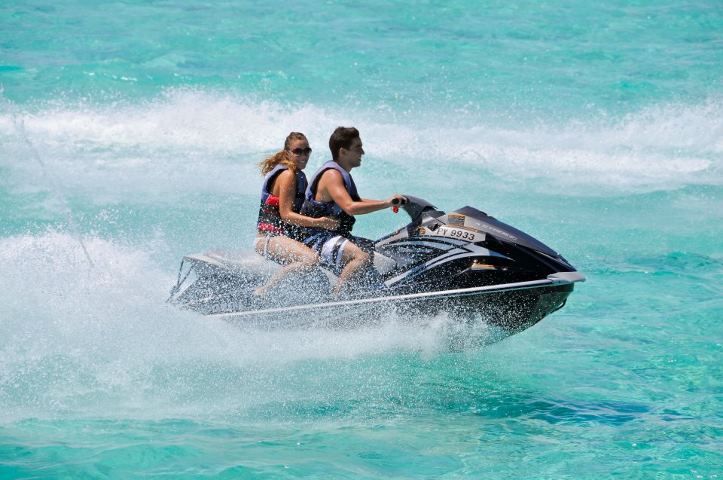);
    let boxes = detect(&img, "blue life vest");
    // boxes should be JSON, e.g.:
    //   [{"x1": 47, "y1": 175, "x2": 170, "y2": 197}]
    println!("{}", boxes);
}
[{"x1": 300, "y1": 161, "x2": 360, "y2": 236}]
